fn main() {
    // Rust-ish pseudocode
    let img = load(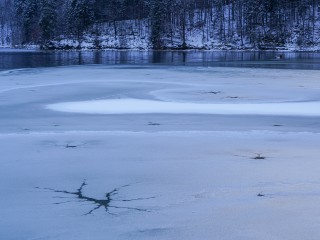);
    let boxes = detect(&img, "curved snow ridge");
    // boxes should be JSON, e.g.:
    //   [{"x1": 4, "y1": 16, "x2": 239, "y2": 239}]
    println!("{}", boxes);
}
[{"x1": 46, "y1": 98, "x2": 320, "y2": 116}]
